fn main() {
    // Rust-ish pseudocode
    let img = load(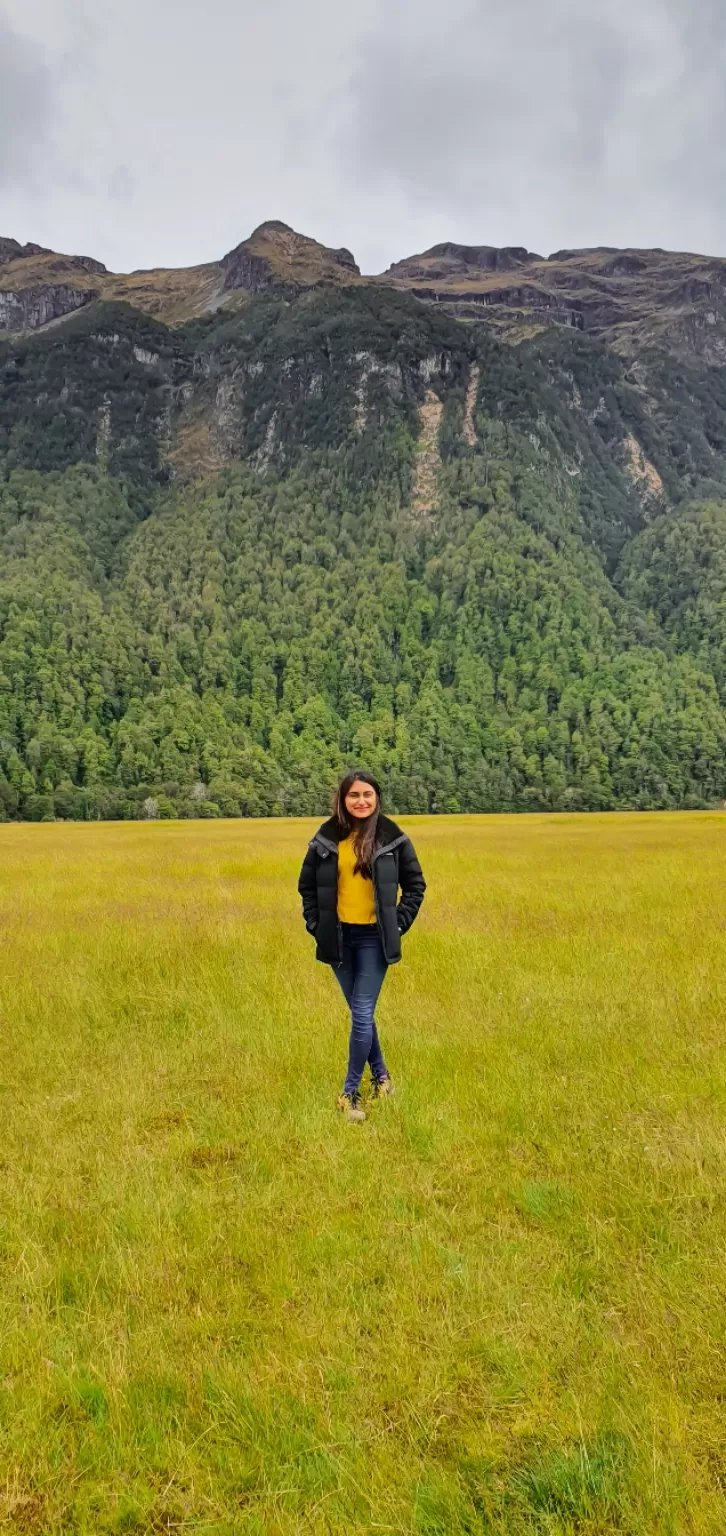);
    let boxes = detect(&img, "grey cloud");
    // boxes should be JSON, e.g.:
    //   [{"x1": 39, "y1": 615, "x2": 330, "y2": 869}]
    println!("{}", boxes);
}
[
  {"x1": 108, "y1": 164, "x2": 135, "y2": 202},
  {"x1": 655, "y1": 0, "x2": 726, "y2": 209},
  {"x1": 0, "y1": 16, "x2": 54, "y2": 190},
  {"x1": 344, "y1": 0, "x2": 726, "y2": 259},
  {"x1": 351, "y1": 6, "x2": 625, "y2": 186}
]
